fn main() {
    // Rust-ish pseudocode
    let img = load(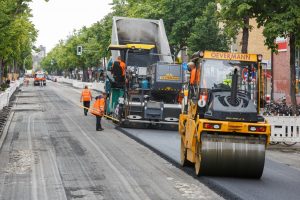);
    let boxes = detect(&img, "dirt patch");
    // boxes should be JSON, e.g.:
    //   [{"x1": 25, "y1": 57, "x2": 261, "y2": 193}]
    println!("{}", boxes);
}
[
  {"x1": 5, "y1": 150, "x2": 33, "y2": 174},
  {"x1": 167, "y1": 177, "x2": 223, "y2": 200},
  {"x1": 65, "y1": 186, "x2": 104, "y2": 199}
]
